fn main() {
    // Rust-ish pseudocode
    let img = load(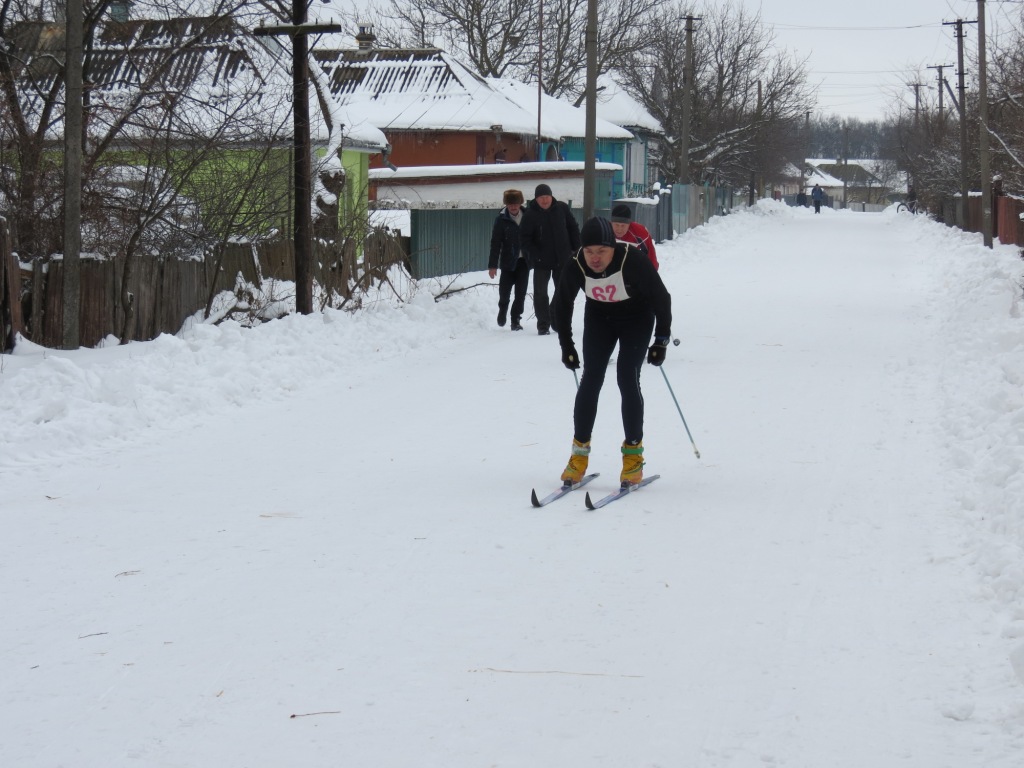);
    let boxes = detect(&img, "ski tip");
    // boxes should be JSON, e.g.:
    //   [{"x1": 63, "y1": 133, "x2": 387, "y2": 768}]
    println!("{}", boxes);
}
[
  {"x1": 530, "y1": 489, "x2": 542, "y2": 507},
  {"x1": 584, "y1": 492, "x2": 596, "y2": 510}
]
